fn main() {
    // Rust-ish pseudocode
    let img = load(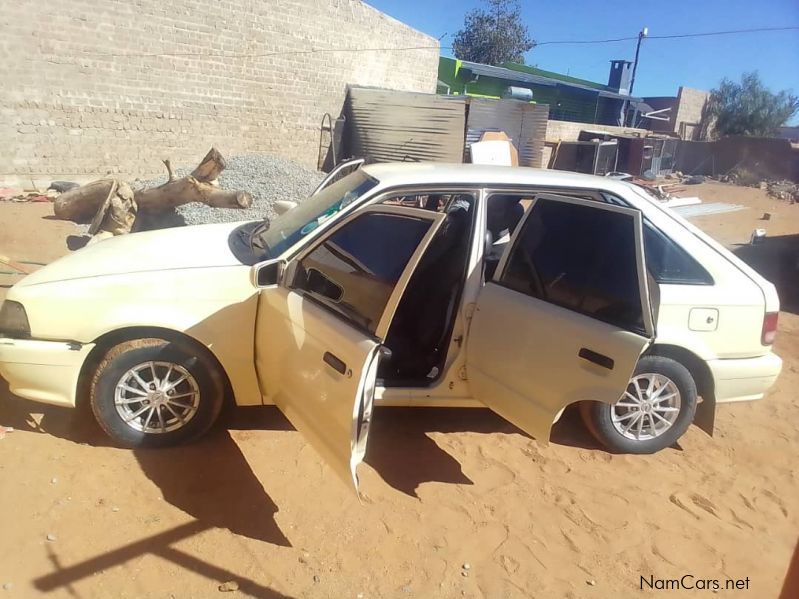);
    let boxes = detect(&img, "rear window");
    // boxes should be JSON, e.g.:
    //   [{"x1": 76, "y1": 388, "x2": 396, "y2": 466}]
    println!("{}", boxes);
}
[{"x1": 643, "y1": 222, "x2": 714, "y2": 285}]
